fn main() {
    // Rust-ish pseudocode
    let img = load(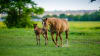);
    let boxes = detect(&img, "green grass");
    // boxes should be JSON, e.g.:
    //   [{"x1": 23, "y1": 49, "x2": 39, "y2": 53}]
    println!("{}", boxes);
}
[{"x1": 0, "y1": 21, "x2": 100, "y2": 56}]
